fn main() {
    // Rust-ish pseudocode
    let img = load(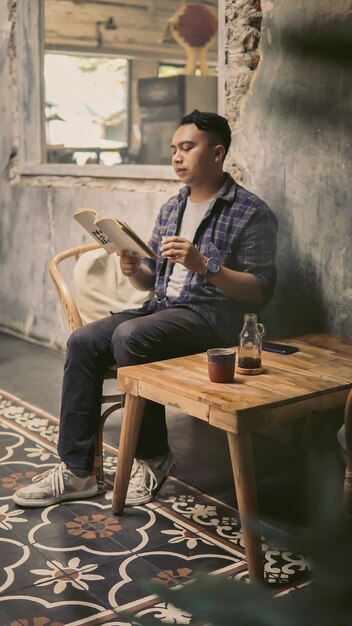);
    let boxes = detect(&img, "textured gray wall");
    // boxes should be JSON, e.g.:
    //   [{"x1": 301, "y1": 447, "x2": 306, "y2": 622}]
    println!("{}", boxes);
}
[
  {"x1": 0, "y1": 1, "x2": 351, "y2": 351},
  {"x1": 228, "y1": 0, "x2": 352, "y2": 338},
  {"x1": 0, "y1": 184, "x2": 174, "y2": 349}
]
